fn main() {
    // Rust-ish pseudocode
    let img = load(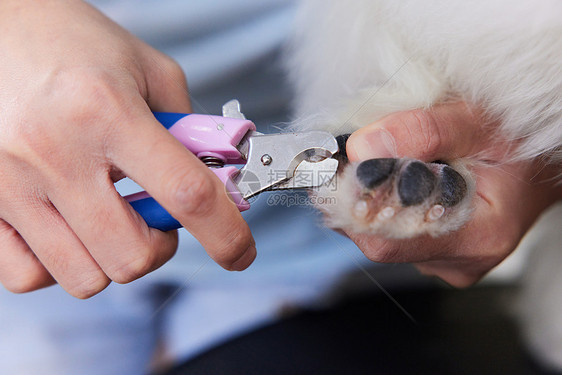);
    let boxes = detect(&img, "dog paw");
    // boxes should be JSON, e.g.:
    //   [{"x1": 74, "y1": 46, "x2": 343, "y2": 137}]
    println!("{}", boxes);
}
[{"x1": 314, "y1": 151, "x2": 474, "y2": 238}]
